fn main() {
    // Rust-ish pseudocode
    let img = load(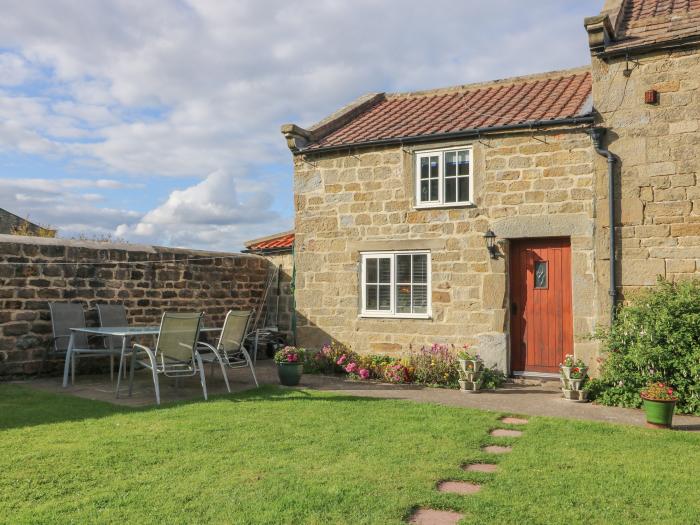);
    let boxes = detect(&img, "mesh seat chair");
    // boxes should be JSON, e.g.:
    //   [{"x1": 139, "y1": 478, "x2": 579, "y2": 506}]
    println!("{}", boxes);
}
[
  {"x1": 50, "y1": 302, "x2": 118, "y2": 386},
  {"x1": 197, "y1": 310, "x2": 258, "y2": 392},
  {"x1": 96, "y1": 303, "x2": 128, "y2": 329},
  {"x1": 126, "y1": 312, "x2": 207, "y2": 406},
  {"x1": 97, "y1": 303, "x2": 130, "y2": 379}
]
